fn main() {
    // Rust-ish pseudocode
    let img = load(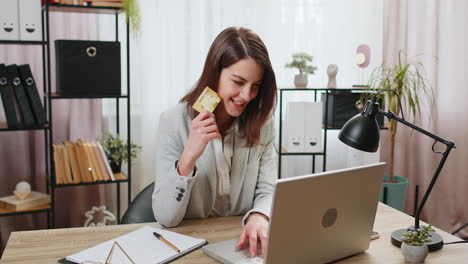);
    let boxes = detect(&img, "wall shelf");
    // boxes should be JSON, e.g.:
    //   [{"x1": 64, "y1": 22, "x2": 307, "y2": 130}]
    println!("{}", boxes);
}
[
  {"x1": 49, "y1": 93, "x2": 128, "y2": 99},
  {"x1": 0, "y1": 124, "x2": 49, "y2": 132},
  {"x1": 278, "y1": 88, "x2": 379, "y2": 178},
  {"x1": 0, "y1": 204, "x2": 51, "y2": 217},
  {"x1": 45, "y1": 3, "x2": 122, "y2": 15},
  {"x1": 43, "y1": 2, "x2": 132, "y2": 226},
  {"x1": 0, "y1": 40, "x2": 46, "y2": 45}
]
